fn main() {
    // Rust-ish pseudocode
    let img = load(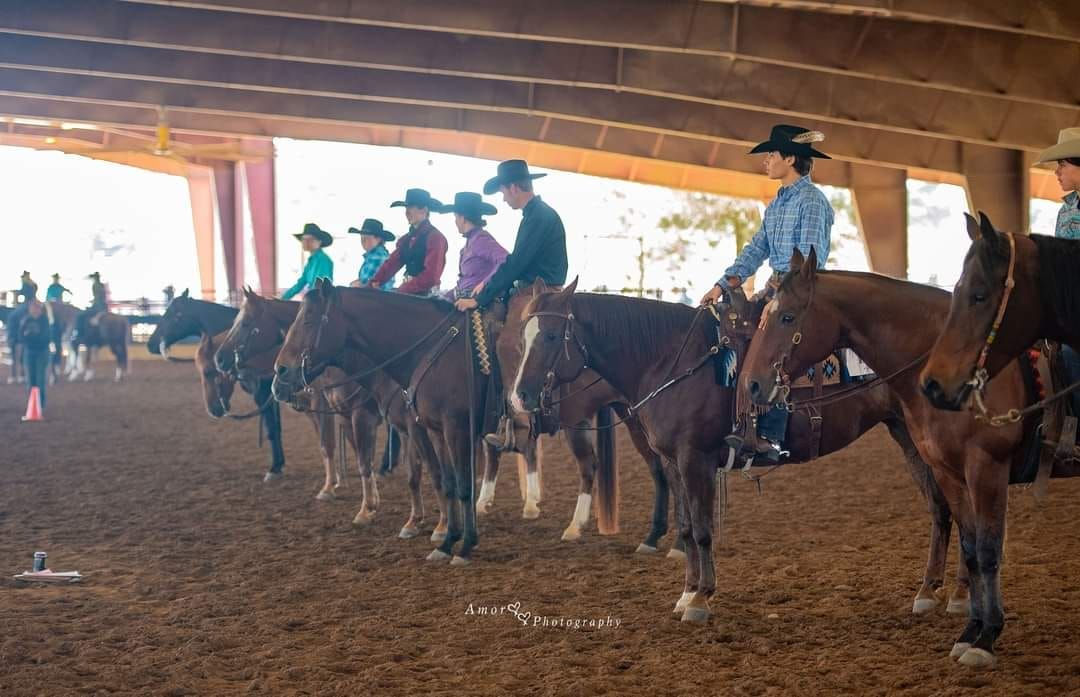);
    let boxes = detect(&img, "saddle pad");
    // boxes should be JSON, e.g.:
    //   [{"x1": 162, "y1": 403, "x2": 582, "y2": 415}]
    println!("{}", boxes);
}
[
  {"x1": 791, "y1": 353, "x2": 842, "y2": 388},
  {"x1": 843, "y1": 349, "x2": 874, "y2": 377}
]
